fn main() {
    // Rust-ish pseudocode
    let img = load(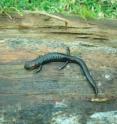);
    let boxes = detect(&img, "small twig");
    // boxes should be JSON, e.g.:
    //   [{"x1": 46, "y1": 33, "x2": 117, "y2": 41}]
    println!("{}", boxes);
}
[
  {"x1": 4, "y1": 11, "x2": 13, "y2": 20},
  {"x1": 38, "y1": 11, "x2": 69, "y2": 27}
]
